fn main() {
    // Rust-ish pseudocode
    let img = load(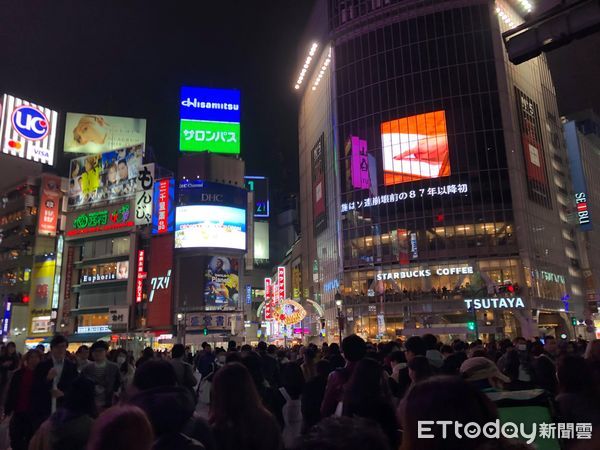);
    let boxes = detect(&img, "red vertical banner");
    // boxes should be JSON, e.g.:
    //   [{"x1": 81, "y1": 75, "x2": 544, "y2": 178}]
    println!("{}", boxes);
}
[
  {"x1": 37, "y1": 175, "x2": 61, "y2": 236},
  {"x1": 62, "y1": 246, "x2": 75, "y2": 320},
  {"x1": 136, "y1": 250, "x2": 146, "y2": 303},
  {"x1": 146, "y1": 235, "x2": 174, "y2": 328},
  {"x1": 264, "y1": 278, "x2": 272, "y2": 320},
  {"x1": 278, "y1": 266, "x2": 286, "y2": 300}
]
